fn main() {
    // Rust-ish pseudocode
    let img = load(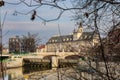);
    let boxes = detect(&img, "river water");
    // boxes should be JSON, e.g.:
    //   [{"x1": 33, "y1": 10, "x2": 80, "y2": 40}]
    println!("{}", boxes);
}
[{"x1": 0, "y1": 67, "x2": 51, "y2": 80}]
